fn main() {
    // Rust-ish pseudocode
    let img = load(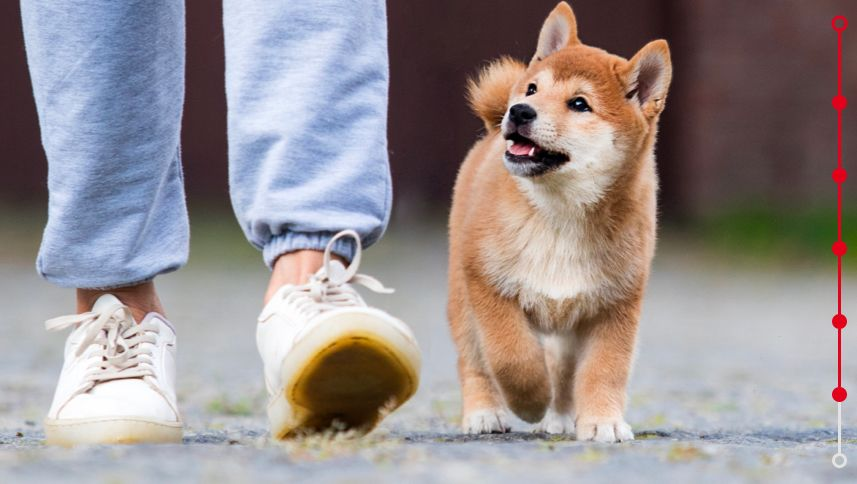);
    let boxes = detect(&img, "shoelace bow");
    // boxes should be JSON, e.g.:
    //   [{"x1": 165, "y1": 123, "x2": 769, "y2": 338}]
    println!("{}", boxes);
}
[
  {"x1": 45, "y1": 303, "x2": 159, "y2": 391},
  {"x1": 269, "y1": 229, "x2": 394, "y2": 320}
]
